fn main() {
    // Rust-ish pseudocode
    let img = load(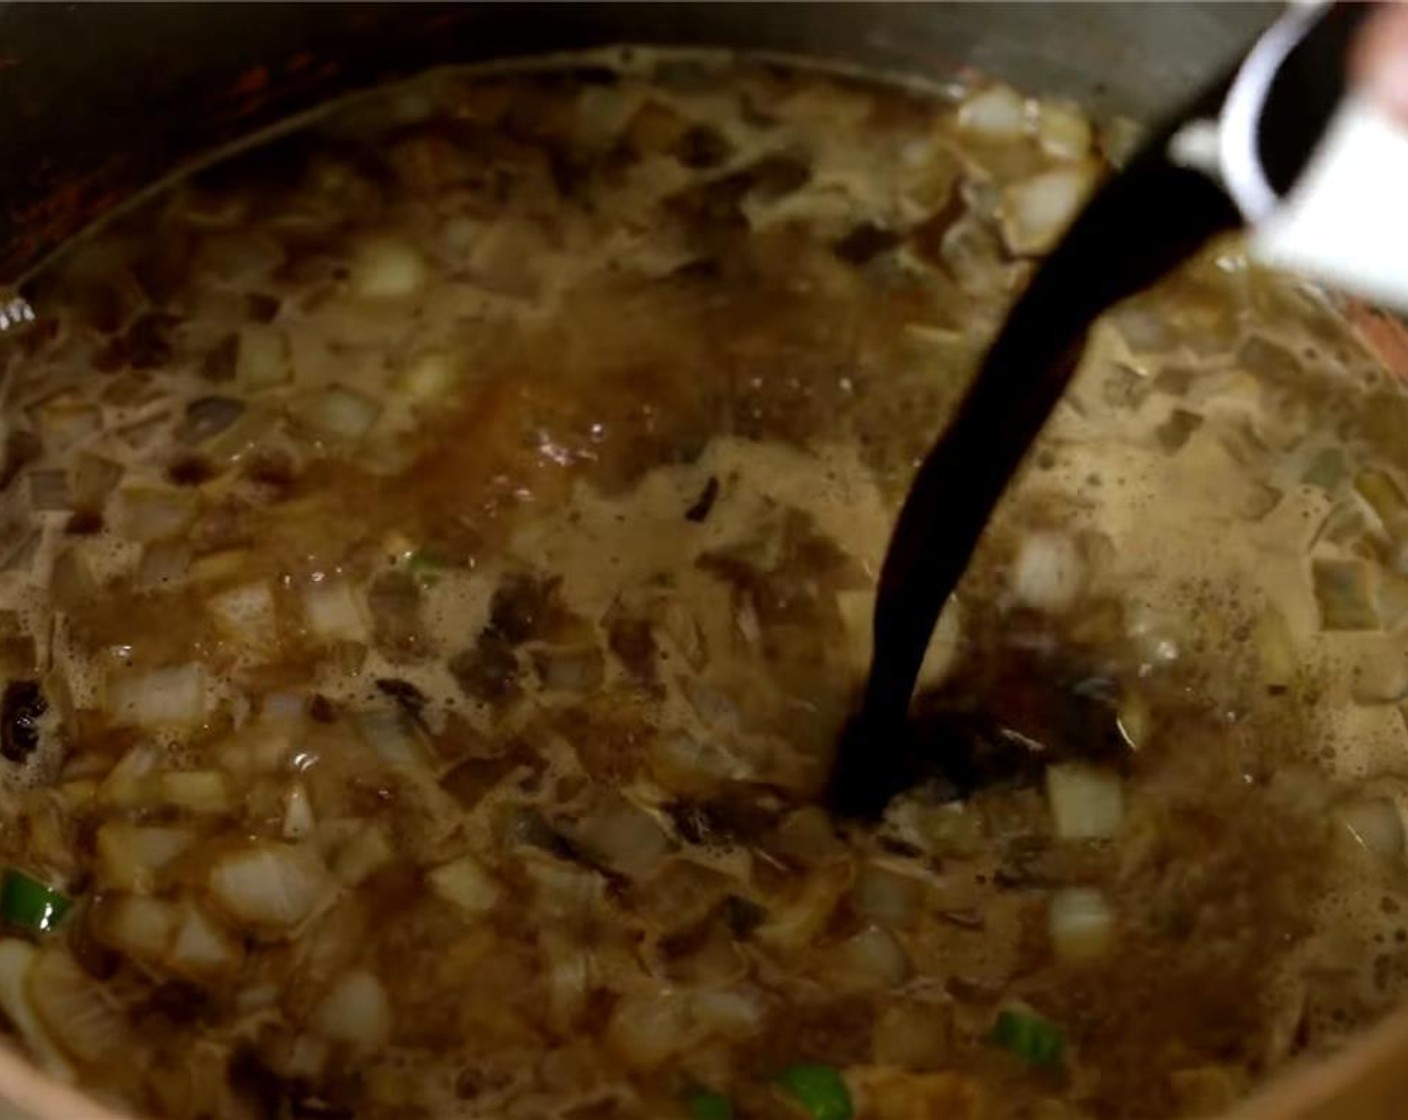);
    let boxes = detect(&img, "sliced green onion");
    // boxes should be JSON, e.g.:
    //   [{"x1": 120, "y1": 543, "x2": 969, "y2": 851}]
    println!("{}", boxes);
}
[
  {"x1": 775, "y1": 1063, "x2": 853, "y2": 1120},
  {"x1": 0, "y1": 871, "x2": 72, "y2": 934},
  {"x1": 405, "y1": 549, "x2": 446, "y2": 586},
  {"x1": 991, "y1": 1007, "x2": 1065, "y2": 1067},
  {"x1": 686, "y1": 1088, "x2": 734, "y2": 1120}
]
